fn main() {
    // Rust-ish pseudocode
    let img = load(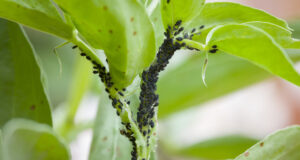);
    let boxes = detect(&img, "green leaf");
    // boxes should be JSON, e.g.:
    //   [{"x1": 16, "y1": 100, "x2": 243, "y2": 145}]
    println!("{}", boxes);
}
[
  {"x1": 0, "y1": 19, "x2": 52, "y2": 127},
  {"x1": 157, "y1": 54, "x2": 269, "y2": 118},
  {"x1": 244, "y1": 21, "x2": 300, "y2": 49},
  {"x1": 150, "y1": 1, "x2": 165, "y2": 48},
  {"x1": 161, "y1": 0, "x2": 205, "y2": 29},
  {"x1": 0, "y1": 130, "x2": 3, "y2": 160},
  {"x1": 191, "y1": 2, "x2": 290, "y2": 43},
  {"x1": 2, "y1": 119, "x2": 70, "y2": 160},
  {"x1": 206, "y1": 24, "x2": 300, "y2": 86},
  {"x1": 177, "y1": 135, "x2": 258, "y2": 160},
  {"x1": 89, "y1": 93, "x2": 120, "y2": 160},
  {"x1": 0, "y1": 0, "x2": 72, "y2": 40},
  {"x1": 54, "y1": 0, "x2": 156, "y2": 88},
  {"x1": 235, "y1": 126, "x2": 300, "y2": 160}
]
